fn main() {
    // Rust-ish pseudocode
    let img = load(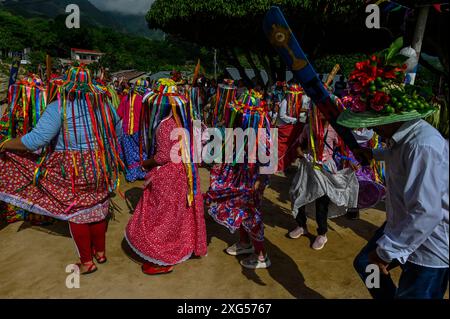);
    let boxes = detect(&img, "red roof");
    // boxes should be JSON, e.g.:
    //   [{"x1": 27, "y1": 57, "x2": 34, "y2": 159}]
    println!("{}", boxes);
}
[{"x1": 71, "y1": 48, "x2": 103, "y2": 54}]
